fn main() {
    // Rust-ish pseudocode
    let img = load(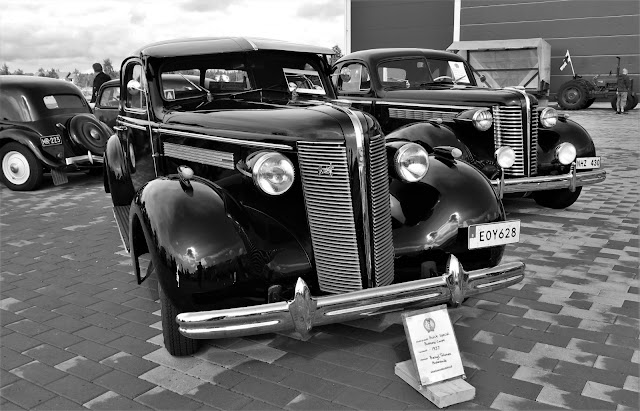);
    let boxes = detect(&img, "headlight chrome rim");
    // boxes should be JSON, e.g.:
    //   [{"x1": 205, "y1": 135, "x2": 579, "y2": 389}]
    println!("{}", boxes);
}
[
  {"x1": 394, "y1": 142, "x2": 429, "y2": 182},
  {"x1": 494, "y1": 146, "x2": 516, "y2": 169},
  {"x1": 251, "y1": 152, "x2": 295, "y2": 195},
  {"x1": 539, "y1": 107, "x2": 558, "y2": 128},
  {"x1": 472, "y1": 109, "x2": 493, "y2": 131},
  {"x1": 555, "y1": 142, "x2": 577, "y2": 165}
]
